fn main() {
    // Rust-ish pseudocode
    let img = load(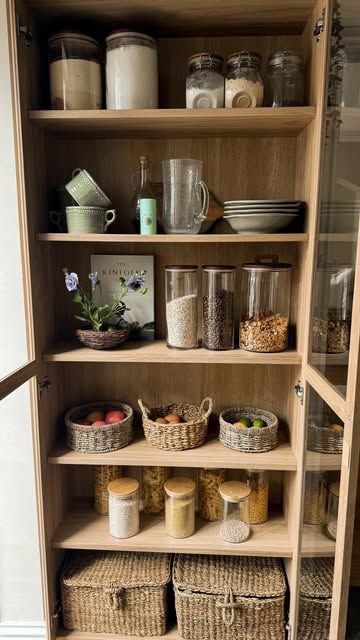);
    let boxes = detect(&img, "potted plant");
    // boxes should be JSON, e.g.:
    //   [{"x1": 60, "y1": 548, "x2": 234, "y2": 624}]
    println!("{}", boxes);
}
[{"x1": 63, "y1": 268, "x2": 147, "y2": 349}]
